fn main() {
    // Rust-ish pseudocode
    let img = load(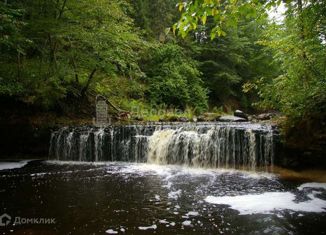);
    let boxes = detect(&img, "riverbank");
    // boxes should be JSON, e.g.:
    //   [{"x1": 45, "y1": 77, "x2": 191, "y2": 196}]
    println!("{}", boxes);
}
[{"x1": 0, "y1": 98, "x2": 325, "y2": 170}]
